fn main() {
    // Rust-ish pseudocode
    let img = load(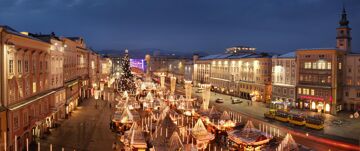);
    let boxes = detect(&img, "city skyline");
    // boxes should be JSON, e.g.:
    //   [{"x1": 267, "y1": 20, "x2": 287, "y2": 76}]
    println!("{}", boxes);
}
[{"x1": 0, "y1": 0, "x2": 359, "y2": 53}]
